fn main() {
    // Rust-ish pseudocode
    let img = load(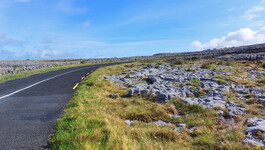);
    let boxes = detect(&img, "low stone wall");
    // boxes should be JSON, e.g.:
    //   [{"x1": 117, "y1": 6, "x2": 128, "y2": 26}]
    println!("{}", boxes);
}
[
  {"x1": 218, "y1": 53, "x2": 265, "y2": 60},
  {"x1": 0, "y1": 61, "x2": 79, "y2": 76}
]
